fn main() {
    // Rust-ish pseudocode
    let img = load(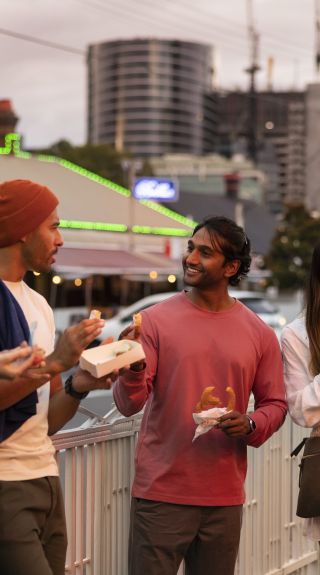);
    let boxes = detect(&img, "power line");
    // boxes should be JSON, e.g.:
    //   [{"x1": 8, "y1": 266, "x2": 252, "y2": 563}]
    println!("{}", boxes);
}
[
  {"x1": 0, "y1": 27, "x2": 85, "y2": 56},
  {"x1": 0, "y1": 23, "x2": 308, "y2": 114},
  {"x1": 70, "y1": 0, "x2": 313, "y2": 61},
  {"x1": 171, "y1": 0, "x2": 313, "y2": 56},
  {"x1": 74, "y1": 0, "x2": 312, "y2": 60},
  {"x1": 0, "y1": 2, "x2": 313, "y2": 70}
]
